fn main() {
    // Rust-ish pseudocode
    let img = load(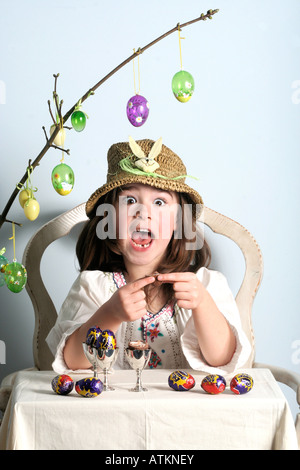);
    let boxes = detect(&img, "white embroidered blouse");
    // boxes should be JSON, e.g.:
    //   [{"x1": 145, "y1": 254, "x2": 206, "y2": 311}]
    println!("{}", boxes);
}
[{"x1": 46, "y1": 267, "x2": 252, "y2": 375}]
